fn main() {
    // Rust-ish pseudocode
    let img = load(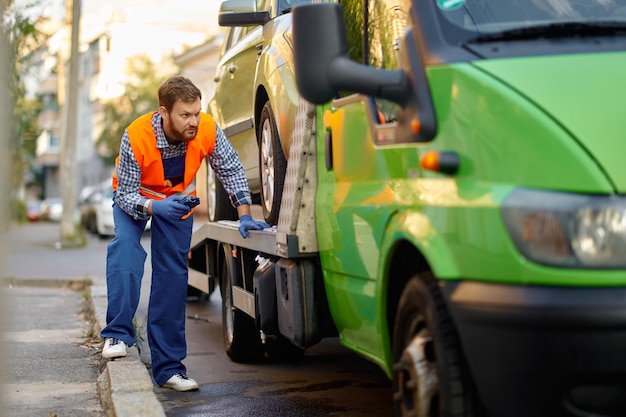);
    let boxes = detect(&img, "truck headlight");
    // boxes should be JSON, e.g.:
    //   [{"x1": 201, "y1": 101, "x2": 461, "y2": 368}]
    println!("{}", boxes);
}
[{"x1": 502, "y1": 189, "x2": 626, "y2": 268}]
